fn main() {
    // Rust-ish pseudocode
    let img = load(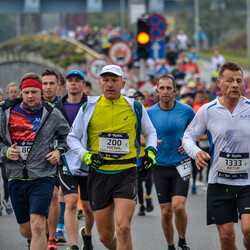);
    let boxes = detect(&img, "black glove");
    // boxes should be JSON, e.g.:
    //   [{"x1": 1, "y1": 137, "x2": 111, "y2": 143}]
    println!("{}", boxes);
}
[
  {"x1": 83, "y1": 152, "x2": 103, "y2": 170},
  {"x1": 90, "y1": 153, "x2": 103, "y2": 170},
  {"x1": 141, "y1": 150, "x2": 156, "y2": 170}
]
